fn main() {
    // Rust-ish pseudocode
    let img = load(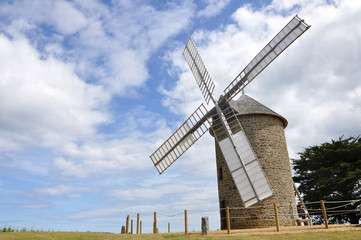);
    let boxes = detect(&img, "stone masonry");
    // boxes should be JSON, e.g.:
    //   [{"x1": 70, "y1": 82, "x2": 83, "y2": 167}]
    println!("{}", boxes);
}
[{"x1": 212, "y1": 95, "x2": 298, "y2": 229}]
